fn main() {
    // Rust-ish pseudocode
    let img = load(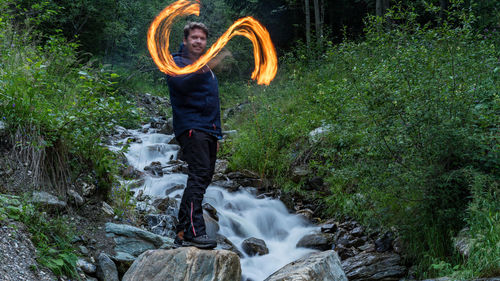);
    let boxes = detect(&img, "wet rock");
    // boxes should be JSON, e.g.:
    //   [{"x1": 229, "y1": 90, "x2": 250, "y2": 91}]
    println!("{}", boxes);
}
[
  {"x1": 341, "y1": 252, "x2": 406, "y2": 281},
  {"x1": 105, "y1": 223, "x2": 174, "y2": 257},
  {"x1": 122, "y1": 248, "x2": 241, "y2": 281},
  {"x1": 351, "y1": 226, "x2": 365, "y2": 237},
  {"x1": 264, "y1": 250, "x2": 347, "y2": 281},
  {"x1": 321, "y1": 223, "x2": 338, "y2": 234},
  {"x1": 164, "y1": 184, "x2": 185, "y2": 196},
  {"x1": 31, "y1": 191, "x2": 67, "y2": 211},
  {"x1": 453, "y1": 227, "x2": 471, "y2": 258},
  {"x1": 122, "y1": 166, "x2": 144, "y2": 179},
  {"x1": 204, "y1": 212, "x2": 220, "y2": 240},
  {"x1": 152, "y1": 197, "x2": 178, "y2": 212},
  {"x1": 158, "y1": 118, "x2": 173, "y2": 135},
  {"x1": 216, "y1": 234, "x2": 243, "y2": 257},
  {"x1": 242, "y1": 237, "x2": 269, "y2": 256},
  {"x1": 77, "y1": 258, "x2": 96, "y2": 275},
  {"x1": 212, "y1": 179, "x2": 240, "y2": 192},
  {"x1": 97, "y1": 253, "x2": 119, "y2": 281},
  {"x1": 358, "y1": 242, "x2": 375, "y2": 252},
  {"x1": 144, "y1": 161, "x2": 163, "y2": 177},
  {"x1": 144, "y1": 214, "x2": 177, "y2": 238},
  {"x1": 203, "y1": 202, "x2": 219, "y2": 221},
  {"x1": 67, "y1": 189, "x2": 84, "y2": 206},
  {"x1": 375, "y1": 231, "x2": 394, "y2": 253},
  {"x1": 135, "y1": 201, "x2": 157, "y2": 214},
  {"x1": 296, "y1": 233, "x2": 333, "y2": 251},
  {"x1": 168, "y1": 163, "x2": 188, "y2": 174},
  {"x1": 296, "y1": 208, "x2": 314, "y2": 221},
  {"x1": 335, "y1": 244, "x2": 357, "y2": 260}
]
